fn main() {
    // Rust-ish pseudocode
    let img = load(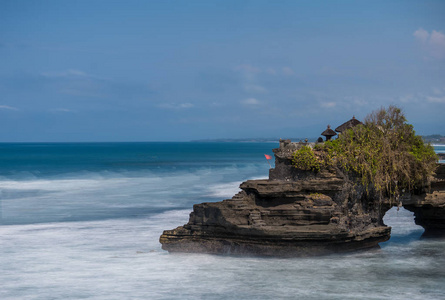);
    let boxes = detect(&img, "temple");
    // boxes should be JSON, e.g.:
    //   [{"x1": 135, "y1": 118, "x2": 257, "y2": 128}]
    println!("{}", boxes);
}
[
  {"x1": 321, "y1": 125, "x2": 336, "y2": 141},
  {"x1": 335, "y1": 116, "x2": 363, "y2": 134},
  {"x1": 159, "y1": 117, "x2": 444, "y2": 256},
  {"x1": 318, "y1": 116, "x2": 363, "y2": 141}
]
